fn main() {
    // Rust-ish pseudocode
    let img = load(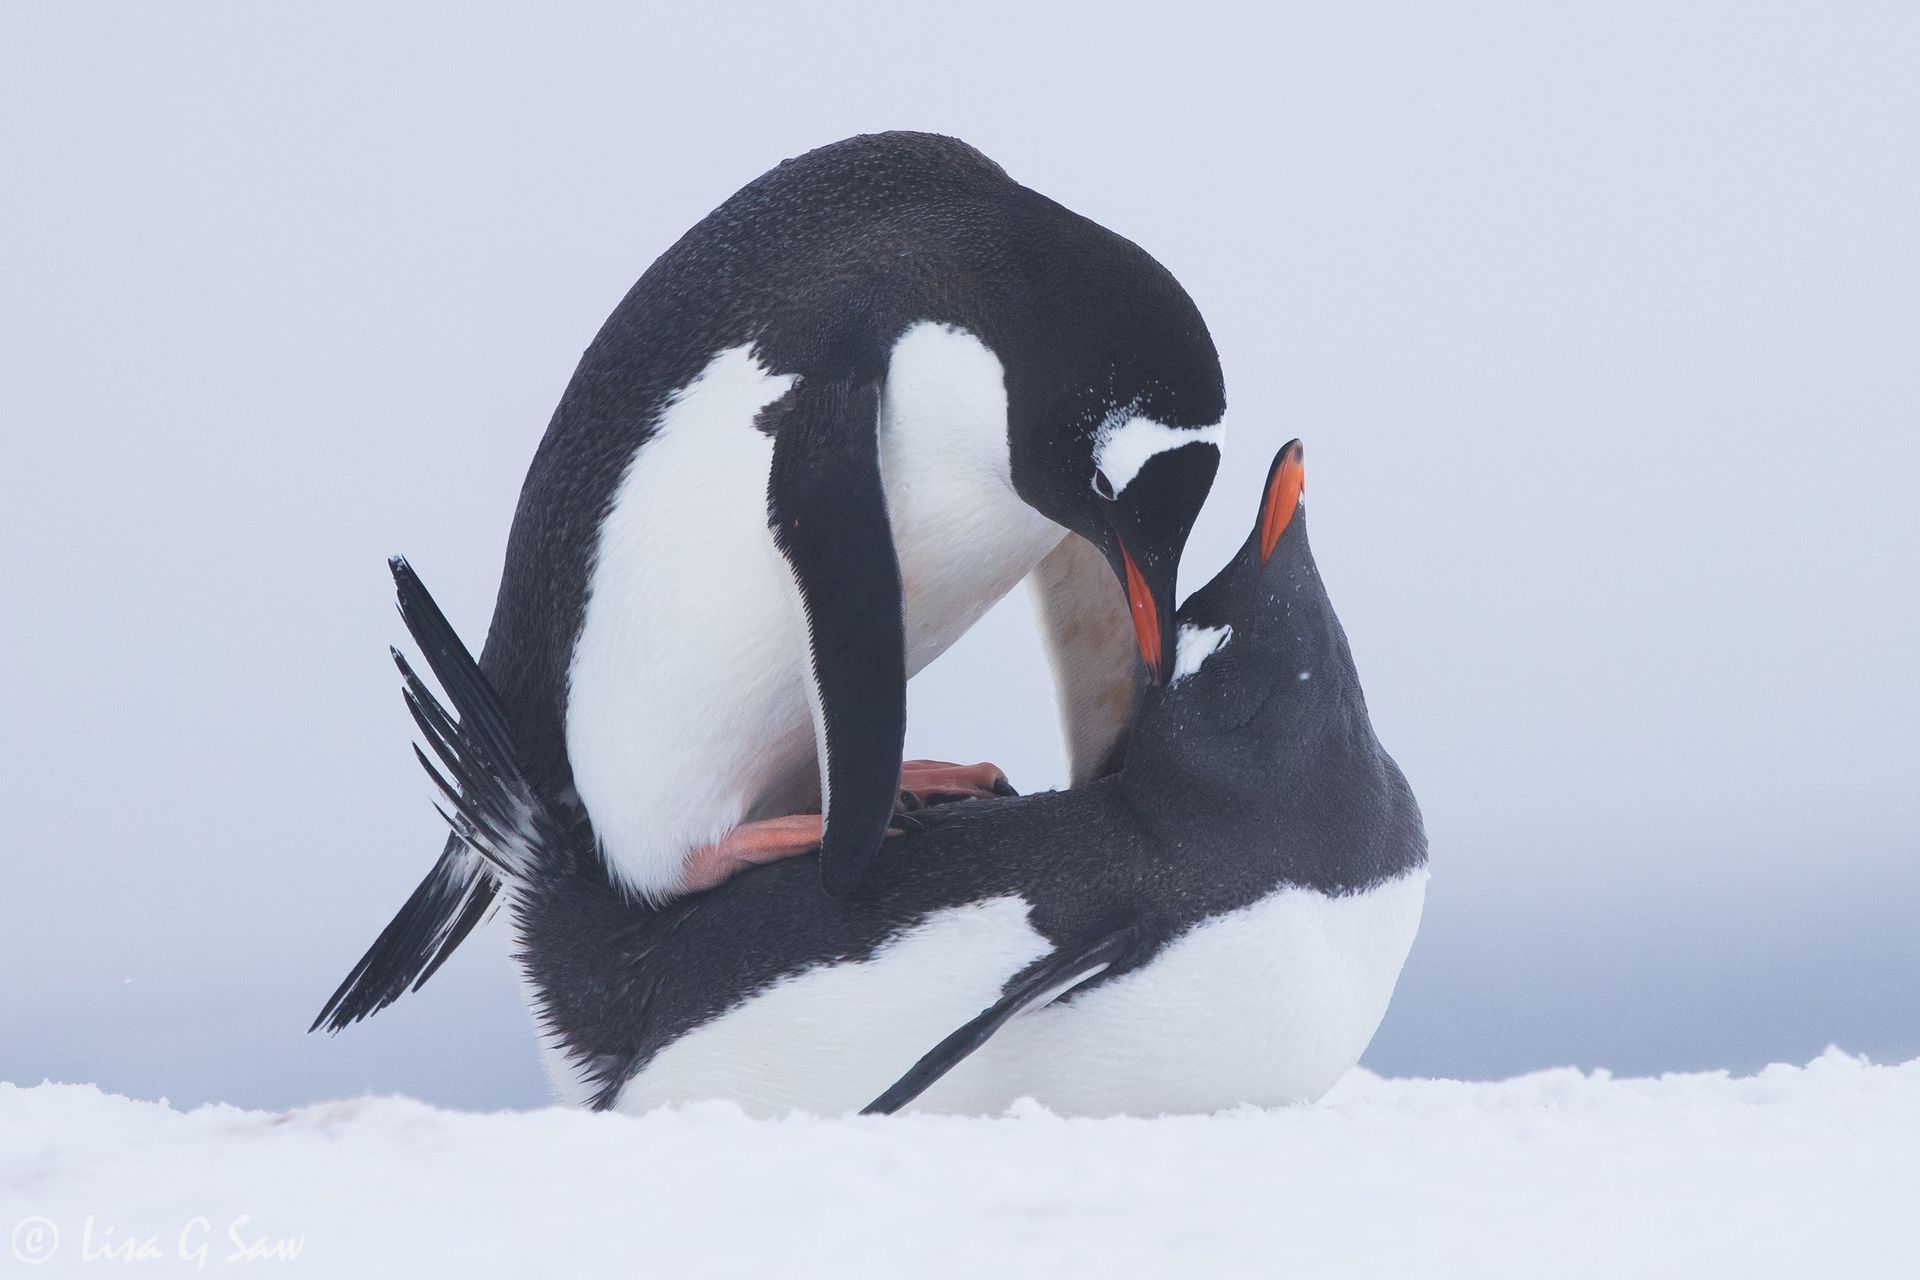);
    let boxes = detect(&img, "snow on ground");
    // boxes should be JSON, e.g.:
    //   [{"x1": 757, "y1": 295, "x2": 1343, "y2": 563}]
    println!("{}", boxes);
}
[{"x1": 3, "y1": 1051, "x2": 1915, "y2": 1278}]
